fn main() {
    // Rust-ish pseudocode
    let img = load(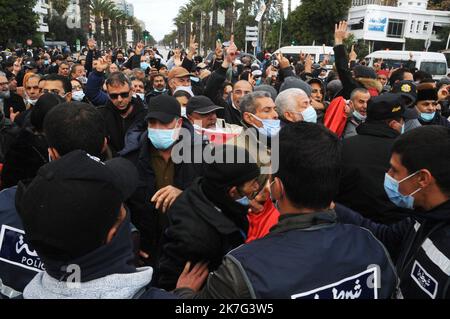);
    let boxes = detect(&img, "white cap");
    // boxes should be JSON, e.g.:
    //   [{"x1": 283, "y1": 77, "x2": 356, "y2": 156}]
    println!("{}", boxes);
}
[
  {"x1": 252, "y1": 70, "x2": 262, "y2": 77},
  {"x1": 174, "y1": 86, "x2": 194, "y2": 97}
]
